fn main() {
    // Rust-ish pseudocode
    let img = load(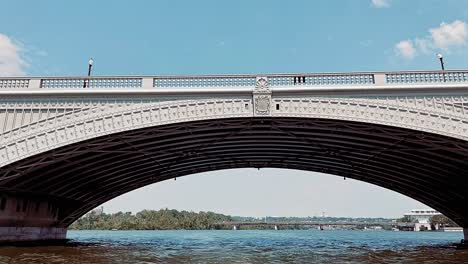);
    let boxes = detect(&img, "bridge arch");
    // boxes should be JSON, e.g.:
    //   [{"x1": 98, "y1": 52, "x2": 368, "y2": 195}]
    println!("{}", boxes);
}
[
  {"x1": 1, "y1": 79, "x2": 468, "y2": 242},
  {"x1": 1, "y1": 113, "x2": 468, "y2": 240}
]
